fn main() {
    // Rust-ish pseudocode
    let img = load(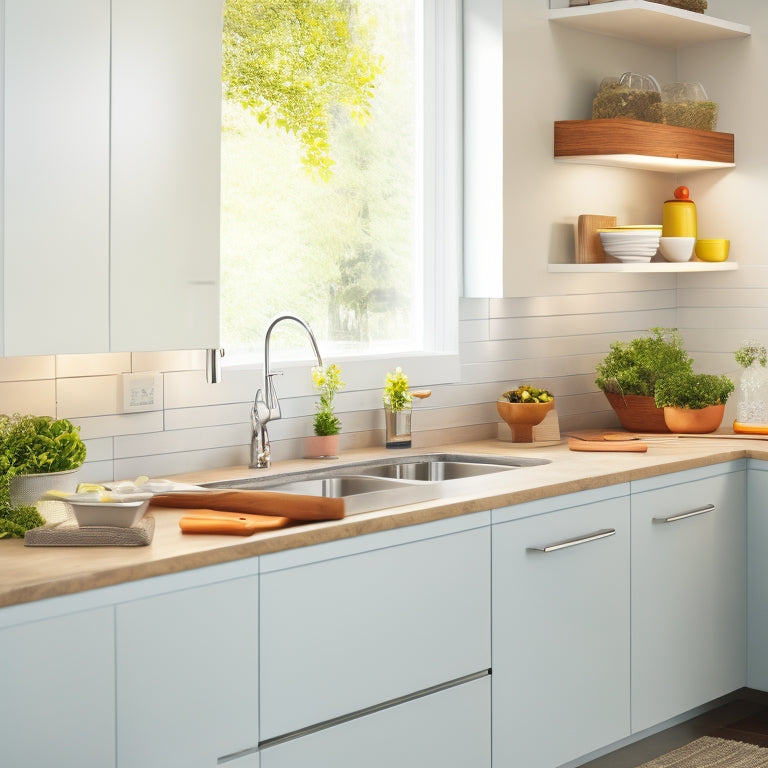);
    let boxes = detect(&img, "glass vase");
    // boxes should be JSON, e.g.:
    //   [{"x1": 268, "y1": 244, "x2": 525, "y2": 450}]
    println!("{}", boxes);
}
[
  {"x1": 384, "y1": 407, "x2": 412, "y2": 448},
  {"x1": 736, "y1": 360, "x2": 768, "y2": 425}
]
